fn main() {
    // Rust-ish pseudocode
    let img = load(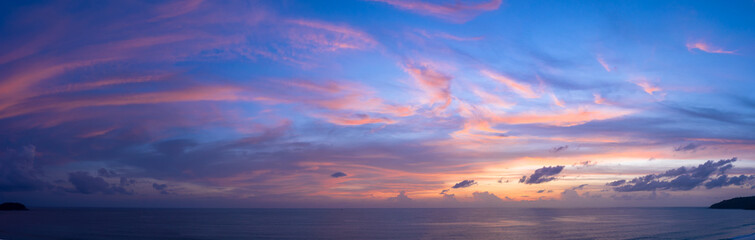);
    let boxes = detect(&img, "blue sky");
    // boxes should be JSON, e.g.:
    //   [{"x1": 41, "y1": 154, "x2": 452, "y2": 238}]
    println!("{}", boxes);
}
[{"x1": 1, "y1": 0, "x2": 754, "y2": 207}]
